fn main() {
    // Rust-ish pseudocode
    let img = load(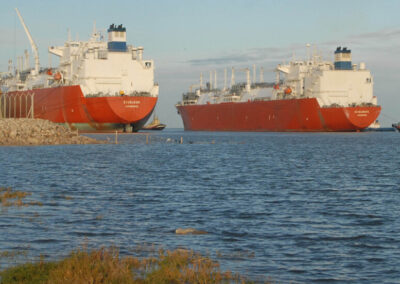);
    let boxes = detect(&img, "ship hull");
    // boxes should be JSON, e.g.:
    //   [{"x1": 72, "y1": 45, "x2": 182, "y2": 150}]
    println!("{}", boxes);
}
[
  {"x1": 1, "y1": 85, "x2": 157, "y2": 132},
  {"x1": 176, "y1": 98, "x2": 381, "y2": 132}
]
